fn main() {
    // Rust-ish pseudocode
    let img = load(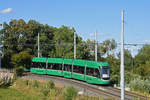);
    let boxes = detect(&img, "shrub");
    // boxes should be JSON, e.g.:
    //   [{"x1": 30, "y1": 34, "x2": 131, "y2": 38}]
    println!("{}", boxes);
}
[
  {"x1": 11, "y1": 51, "x2": 32, "y2": 69},
  {"x1": 24, "y1": 80, "x2": 29, "y2": 86},
  {"x1": 49, "y1": 89, "x2": 57, "y2": 99},
  {"x1": 32, "y1": 80, "x2": 39, "y2": 88},
  {"x1": 42, "y1": 88, "x2": 49, "y2": 96},
  {"x1": 47, "y1": 80, "x2": 55, "y2": 89},
  {"x1": 14, "y1": 66, "x2": 24, "y2": 77},
  {"x1": 63, "y1": 86, "x2": 78, "y2": 100},
  {"x1": 129, "y1": 76, "x2": 150, "y2": 94},
  {"x1": 48, "y1": 88, "x2": 63, "y2": 100}
]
